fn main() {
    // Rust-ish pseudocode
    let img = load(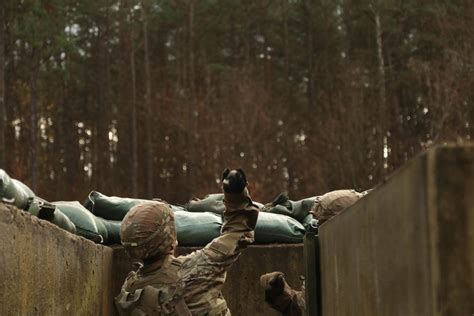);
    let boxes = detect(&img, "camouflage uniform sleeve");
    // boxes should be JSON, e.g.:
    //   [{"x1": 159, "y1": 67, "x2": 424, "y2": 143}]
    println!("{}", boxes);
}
[
  {"x1": 171, "y1": 189, "x2": 258, "y2": 314},
  {"x1": 205, "y1": 187, "x2": 259, "y2": 261},
  {"x1": 183, "y1": 188, "x2": 259, "y2": 270}
]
